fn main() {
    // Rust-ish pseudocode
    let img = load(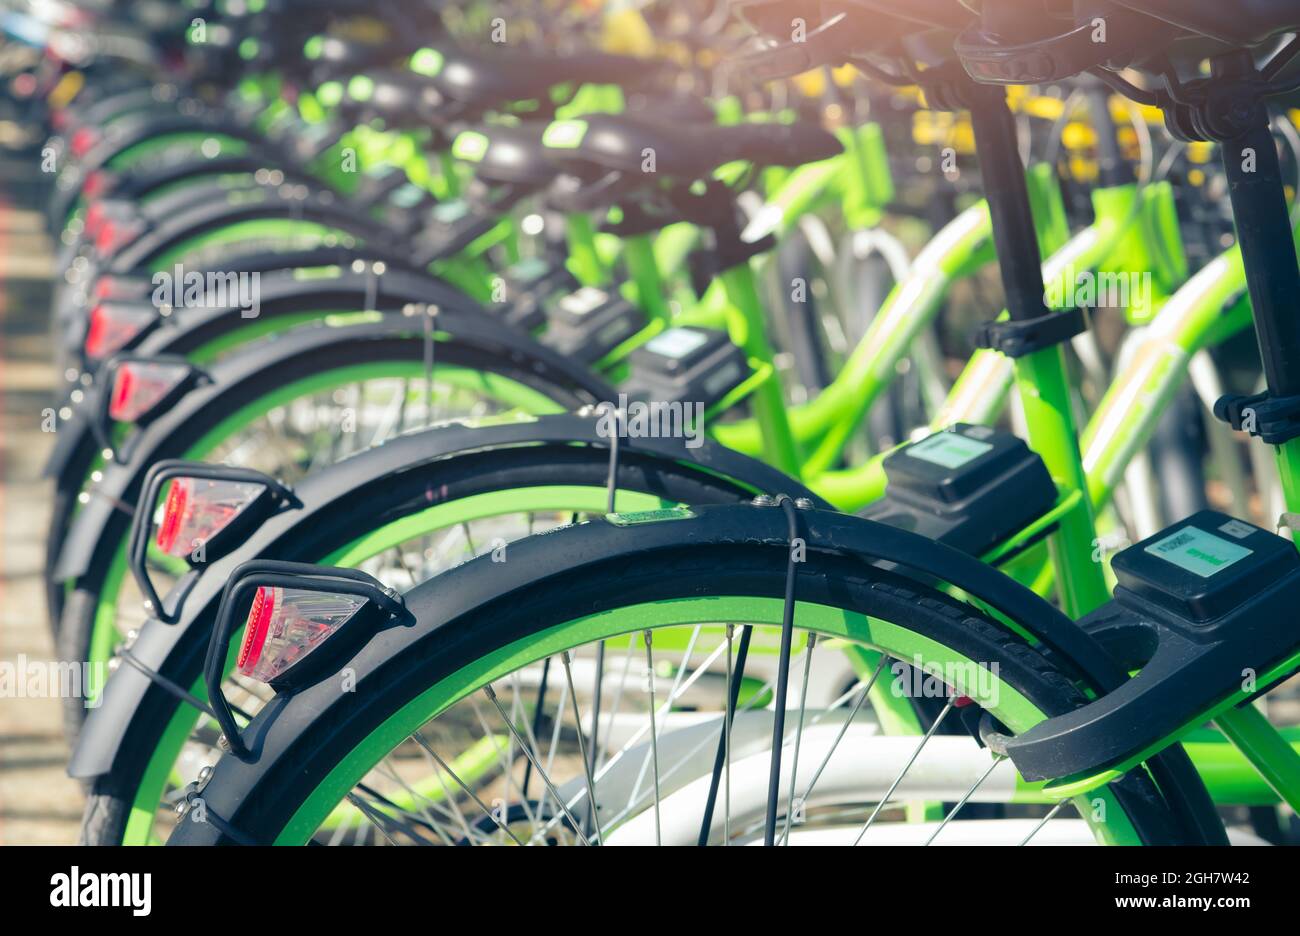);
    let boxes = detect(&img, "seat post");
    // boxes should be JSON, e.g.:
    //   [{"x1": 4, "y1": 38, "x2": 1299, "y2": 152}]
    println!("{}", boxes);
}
[
  {"x1": 960, "y1": 80, "x2": 1110, "y2": 616},
  {"x1": 1213, "y1": 54, "x2": 1300, "y2": 400},
  {"x1": 965, "y1": 84, "x2": 1047, "y2": 324}
]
